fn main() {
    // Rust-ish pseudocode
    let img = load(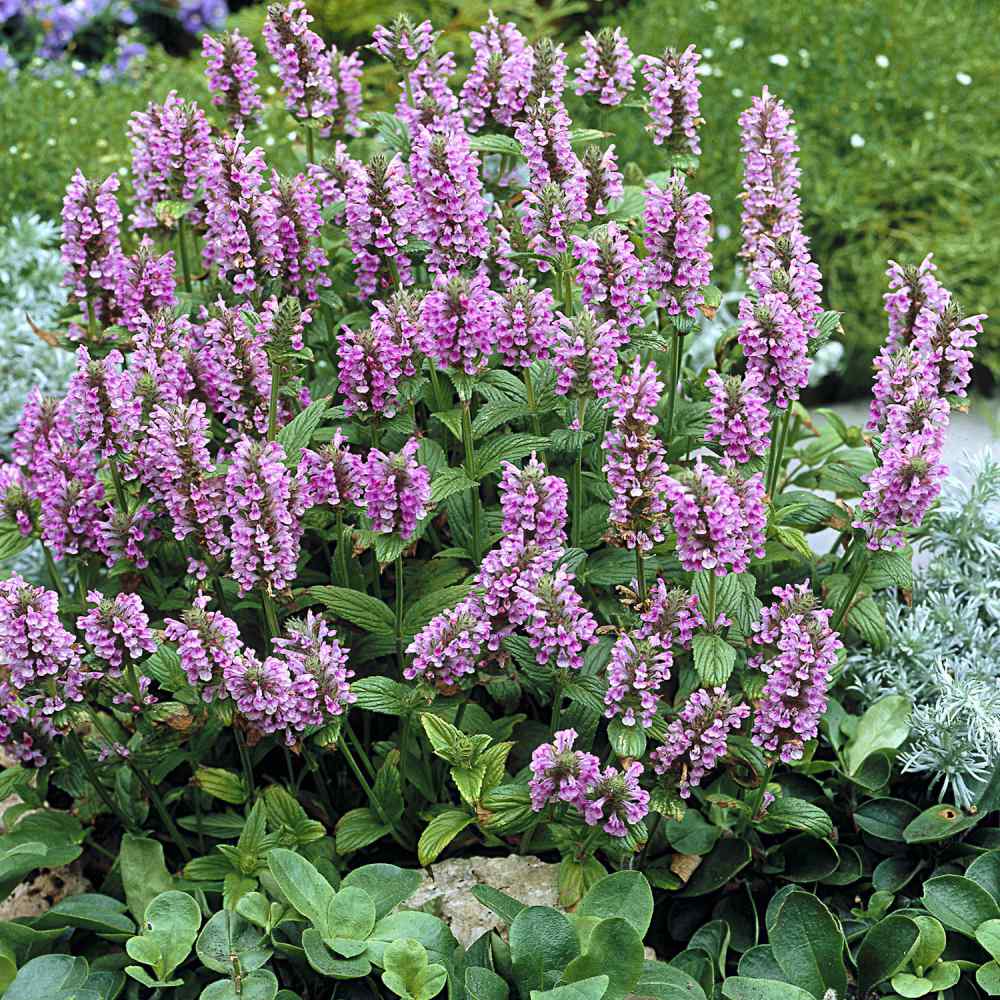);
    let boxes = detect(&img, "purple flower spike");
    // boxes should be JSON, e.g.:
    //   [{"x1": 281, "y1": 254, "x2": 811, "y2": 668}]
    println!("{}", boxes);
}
[
  {"x1": 363, "y1": 438, "x2": 431, "y2": 540},
  {"x1": 704, "y1": 369, "x2": 771, "y2": 464},
  {"x1": 461, "y1": 13, "x2": 532, "y2": 131},
  {"x1": 553, "y1": 308, "x2": 618, "y2": 402},
  {"x1": 575, "y1": 28, "x2": 634, "y2": 106},
  {"x1": 529, "y1": 728, "x2": 601, "y2": 812},
  {"x1": 203, "y1": 30, "x2": 263, "y2": 128},
  {"x1": 405, "y1": 597, "x2": 491, "y2": 689},
  {"x1": 572, "y1": 222, "x2": 645, "y2": 340},
  {"x1": 749, "y1": 582, "x2": 842, "y2": 763},
  {"x1": 421, "y1": 270, "x2": 500, "y2": 375},
  {"x1": 78, "y1": 591, "x2": 156, "y2": 675},
  {"x1": 498, "y1": 453, "x2": 568, "y2": 550},
  {"x1": 164, "y1": 593, "x2": 245, "y2": 700},
  {"x1": 639, "y1": 44, "x2": 703, "y2": 154},
  {"x1": 582, "y1": 761, "x2": 650, "y2": 837},
  {"x1": 605, "y1": 633, "x2": 672, "y2": 729},
  {"x1": 510, "y1": 567, "x2": 597, "y2": 671}
]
